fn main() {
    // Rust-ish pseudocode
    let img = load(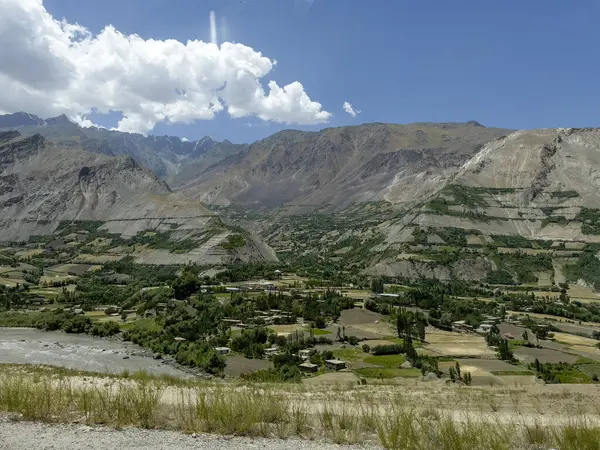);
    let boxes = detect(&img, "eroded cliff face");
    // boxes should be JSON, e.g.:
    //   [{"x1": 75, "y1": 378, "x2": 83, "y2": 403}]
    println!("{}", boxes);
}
[{"x1": 0, "y1": 132, "x2": 171, "y2": 240}]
